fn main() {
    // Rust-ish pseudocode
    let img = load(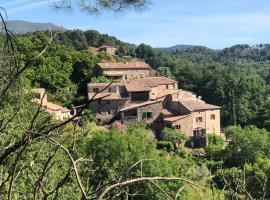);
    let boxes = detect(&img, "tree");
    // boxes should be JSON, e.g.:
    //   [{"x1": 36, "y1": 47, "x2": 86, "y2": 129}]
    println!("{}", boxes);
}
[
  {"x1": 223, "y1": 126, "x2": 270, "y2": 167},
  {"x1": 160, "y1": 128, "x2": 187, "y2": 149}
]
